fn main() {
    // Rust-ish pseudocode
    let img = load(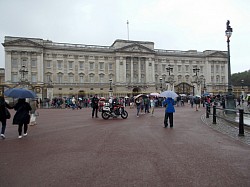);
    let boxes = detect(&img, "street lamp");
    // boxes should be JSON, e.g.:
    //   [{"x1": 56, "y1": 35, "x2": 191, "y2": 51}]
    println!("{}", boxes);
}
[
  {"x1": 19, "y1": 65, "x2": 28, "y2": 83},
  {"x1": 241, "y1": 79, "x2": 244, "y2": 90},
  {"x1": 203, "y1": 79, "x2": 206, "y2": 94},
  {"x1": 225, "y1": 20, "x2": 235, "y2": 110},
  {"x1": 193, "y1": 67, "x2": 200, "y2": 76},
  {"x1": 159, "y1": 77, "x2": 163, "y2": 92},
  {"x1": 166, "y1": 65, "x2": 173, "y2": 76},
  {"x1": 241, "y1": 79, "x2": 244, "y2": 102},
  {"x1": 109, "y1": 79, "x2": 113, "y2": 97}
]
